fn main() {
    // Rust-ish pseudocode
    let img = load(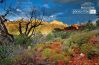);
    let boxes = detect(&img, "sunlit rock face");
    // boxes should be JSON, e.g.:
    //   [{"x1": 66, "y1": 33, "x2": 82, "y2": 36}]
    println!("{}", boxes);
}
[
  {"x1": 71, "y1": 24, "x2": 79, "y2": 30},
  {"x1": 50, "y1": 20, "x2": 68, "y2": 29},
  {"x1": 50, "y1": 20, "x2": 64, "y2": 25}
]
